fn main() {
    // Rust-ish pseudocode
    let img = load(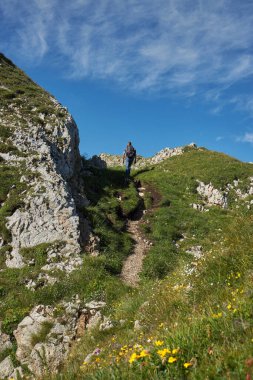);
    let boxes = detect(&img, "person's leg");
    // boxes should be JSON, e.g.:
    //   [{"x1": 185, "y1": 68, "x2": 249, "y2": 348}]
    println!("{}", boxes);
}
[{"x1": 125, "y1": 157, "x2": 130, "y2": 177}]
